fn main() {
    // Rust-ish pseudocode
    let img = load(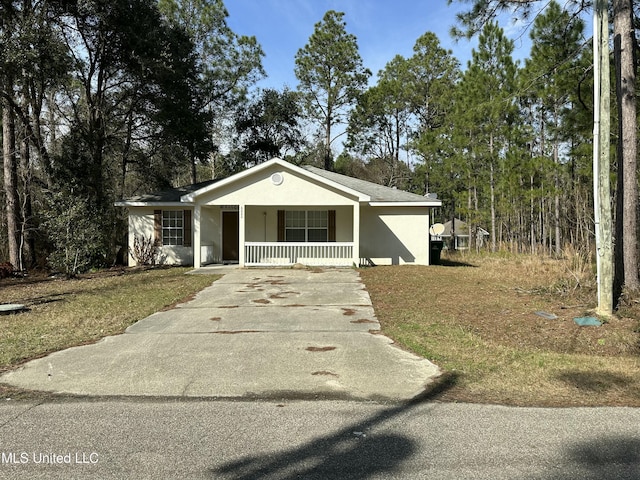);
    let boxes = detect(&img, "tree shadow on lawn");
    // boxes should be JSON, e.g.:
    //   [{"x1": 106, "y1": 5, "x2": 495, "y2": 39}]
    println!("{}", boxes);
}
[
  {"x1": 436, "y1": 258, "x2": 478, "y2": 268},
  {"x1": 555, "y1": 370, "x2": 635, "y2": 394},
  {"x1": 208, "y1": 372, "x2": 459, "y2": 480}
]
